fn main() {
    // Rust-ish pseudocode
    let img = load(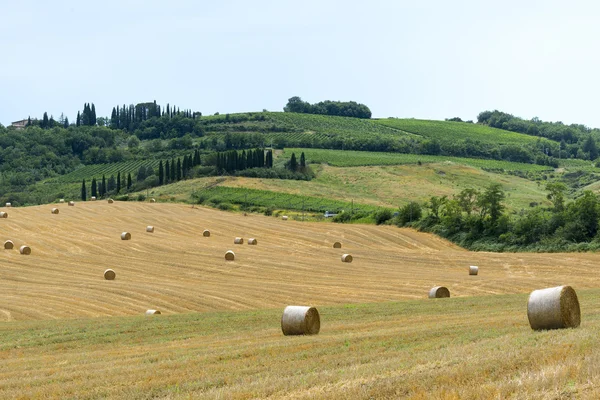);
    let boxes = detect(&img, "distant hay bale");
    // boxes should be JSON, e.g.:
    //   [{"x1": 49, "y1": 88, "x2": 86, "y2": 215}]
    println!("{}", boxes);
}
[
  {"x1": 203, "y1": 230, "x2": 210, "y2": 237},
  {"x1": 469, "y1": 266, "x2": 479, "y2": 275},
  {"x1": 91, "y1": 196, "x2": 96, "y2": 201},
  {"x1": 19, "y1": 245, "x2": 31, "y2": 255},
  {"x1": 121, "y1": 232, "x2": 131, "y2": 240},
  {"x1": 68, "y1": 201, "x2": 75, "y2": 206},
  {"x1": 282, "y1": 215, "x2": 288, "y2": 220},
  {"x1": 281, "y1": 306, "x2": 320, "y2": 336},
  {"x1": 150, "y1": 198, "x2": 156, "y2": 203},
  {"x1": 4, "y1": 240, "x2": 14, "y2": 250},
  {"x1": 5, "y1": 203, "x2": 11, "y2": 207},
  {"x1": 51, "y1": 208, "x2": 59, "y2": 214},
  {"x1": 104, "y1": 269, "x2": 116, "y2": 280},
  {"x1": 429, "y1": 286, "x2": 450, "y2": 299},
  {"x1": 0, "y1": 212, "x2": 7, "y2": 218},
  {"x1": 145, "y1": 309, "x2": 161, "y2": 315},
  {"x1": 225, "y1": 250, "x2": 235, "y2": 261},
  {"x1": 234, "y1": 237, "x2": 244, "y2": 244},
  {"x1": 107, "y1": 198, "x2": 114, "y2": 204},
  {"x1": 146, "y1": 226, "x2": 154, "y2": 233},
  {"x1": 341, "y1": 254, "x2": 353, "y2": 263},
  {"x1": 527, "y1": 285, "x2": 581, "y2": 330},
  {"x1": 248, "y1": 238, "x2": 257, "y2": 245},
  {"x1": 59, "y1": 199, "x2": 65, "y2": 203},
  {"x1": 333, "y1": 242, "x2": 342, "y2": 249}
]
